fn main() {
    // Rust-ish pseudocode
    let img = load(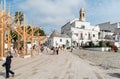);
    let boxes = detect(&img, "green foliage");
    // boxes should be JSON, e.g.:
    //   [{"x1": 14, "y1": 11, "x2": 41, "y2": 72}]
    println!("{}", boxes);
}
[
  {"x1": 39, "y1": 29, "x2": 45, "y2": 36},
  {"x1": 82, "y1": 41, "x2": 109, "y2": 48},
  {"x1": 34, "y1": 27, "x2": 46, "y2": 36},
  {"x1": 99, "y1": 41, "x2": 104, "y2": 47},
  {"x1": 10, "y1": 30, "x2": 18, "y2": 42},
  {"x1": 89, "y1": 41, "x2": 94, "y2": 47},
  {"x1": 106, "y1": 42, "x2": 110, "y2": 47},
  {"x1": 14, "y1": 11, "x2": 24, "y2": 24},
  {"x1": 20, "y1": 25, "x2": 46, "y2": 36}
]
